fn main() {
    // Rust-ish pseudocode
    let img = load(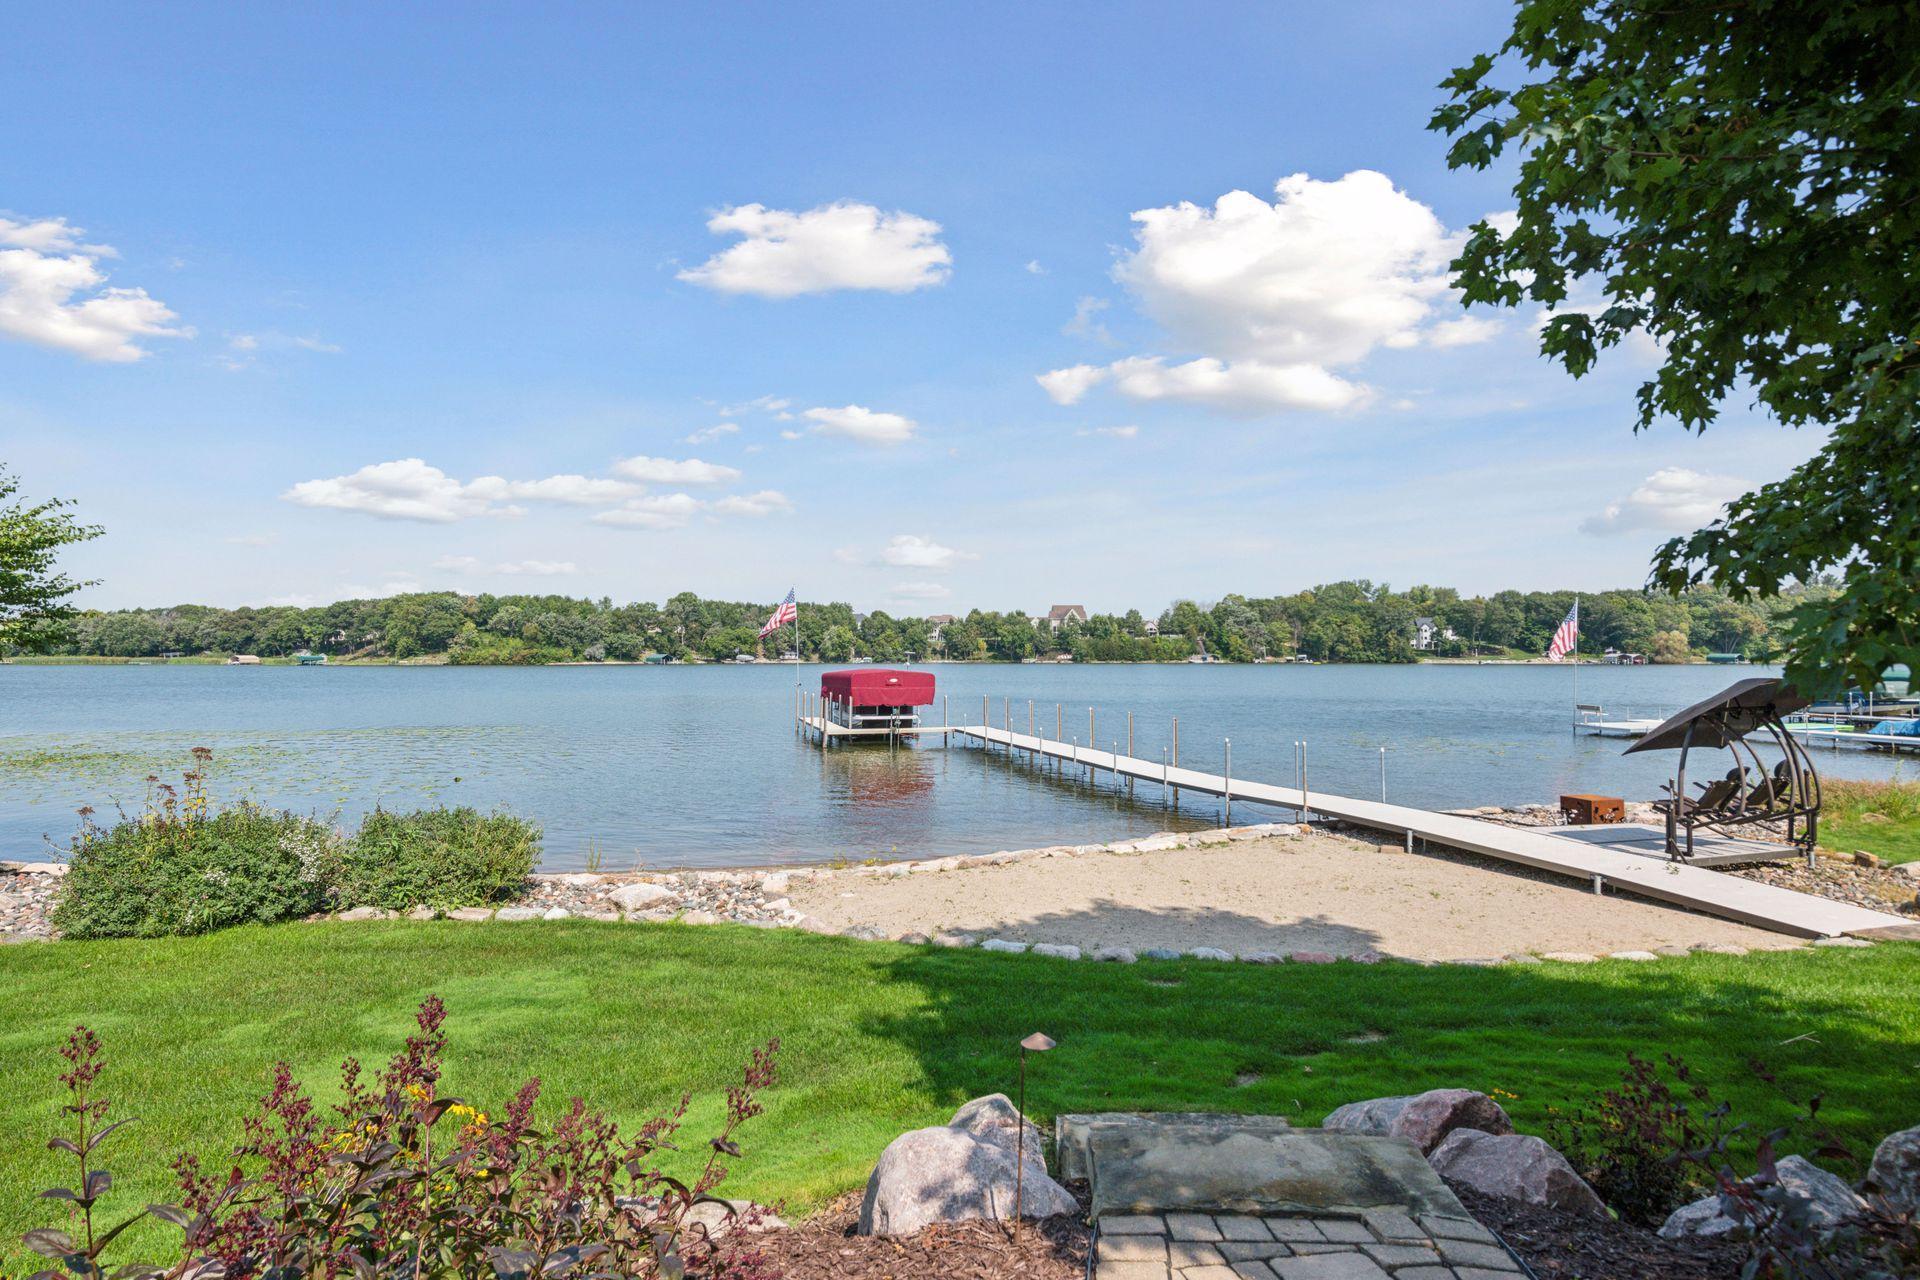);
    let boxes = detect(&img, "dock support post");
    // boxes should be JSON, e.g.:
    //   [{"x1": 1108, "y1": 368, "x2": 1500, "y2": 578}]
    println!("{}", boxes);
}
[
  {"x1": 1379, "y1": 746, "x2": 1387, "y2": 802},
  {"x1": 982, "y1": 695, "x2": 989, "y2": 750},
  {"x1": 1224, "y1": 738, "x2": 1232, "y2": 827},
  {"x1": 1592, "y1": 874, "x2": 1604, "y2": 895},
  {"x1": 944, "y1": 694, "x2": 950, "y2": 748},
  {"x1": 1294, "y1": 742, "x2": 1310, "y2": 822},
  {"x1": 1405, "y1": 830, "x2": 1413, "y2": 853},
  {"x1": 1127, "y1": 712, "x2": 1134, "y2": 798},
  {"x1": 1028, "y1": 700, "x2": 1035, "y2": 763},
  {"x1": 1056, "y1": 704, "x2": 1063, "y2": 774},
  {"x1": 1171, "y1": 716, "x2": 1180, "y2": 810}
]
